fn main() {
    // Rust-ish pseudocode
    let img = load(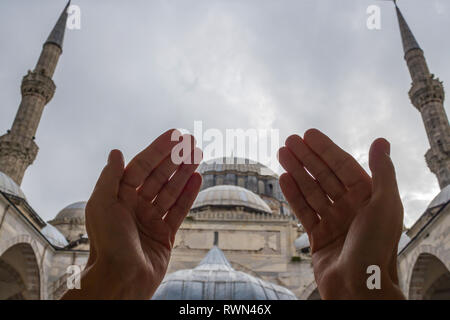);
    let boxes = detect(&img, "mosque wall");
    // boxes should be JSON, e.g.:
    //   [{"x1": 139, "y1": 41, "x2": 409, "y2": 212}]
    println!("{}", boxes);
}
[
  {"x1": 167, "y1": 211, "x2": 315, "y2": 298},
  {"x1": 398, "y1": 204, "x2": 450, "y2": 299},
  {"x1": 0, "y1": 194, "x2": 88, "y2": 300}
]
